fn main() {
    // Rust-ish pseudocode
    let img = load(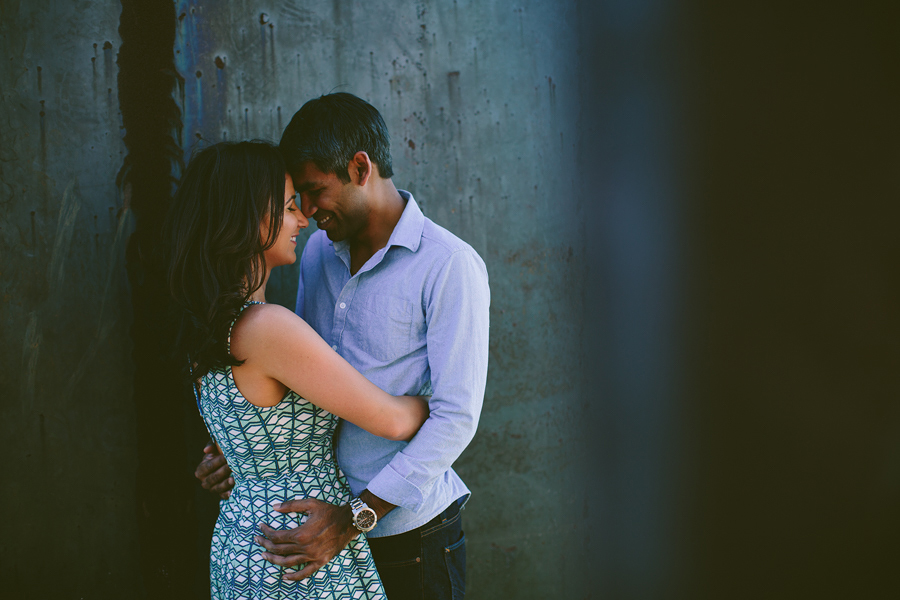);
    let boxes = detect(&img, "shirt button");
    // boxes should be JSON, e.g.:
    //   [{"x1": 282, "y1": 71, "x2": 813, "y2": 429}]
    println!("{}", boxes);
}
[
  {"x1": 332, "y1": 345, "x2": 338, "y2": 351},
  {"x1": 339, "y1": 302, "x2": 346, "y2": 309}
]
